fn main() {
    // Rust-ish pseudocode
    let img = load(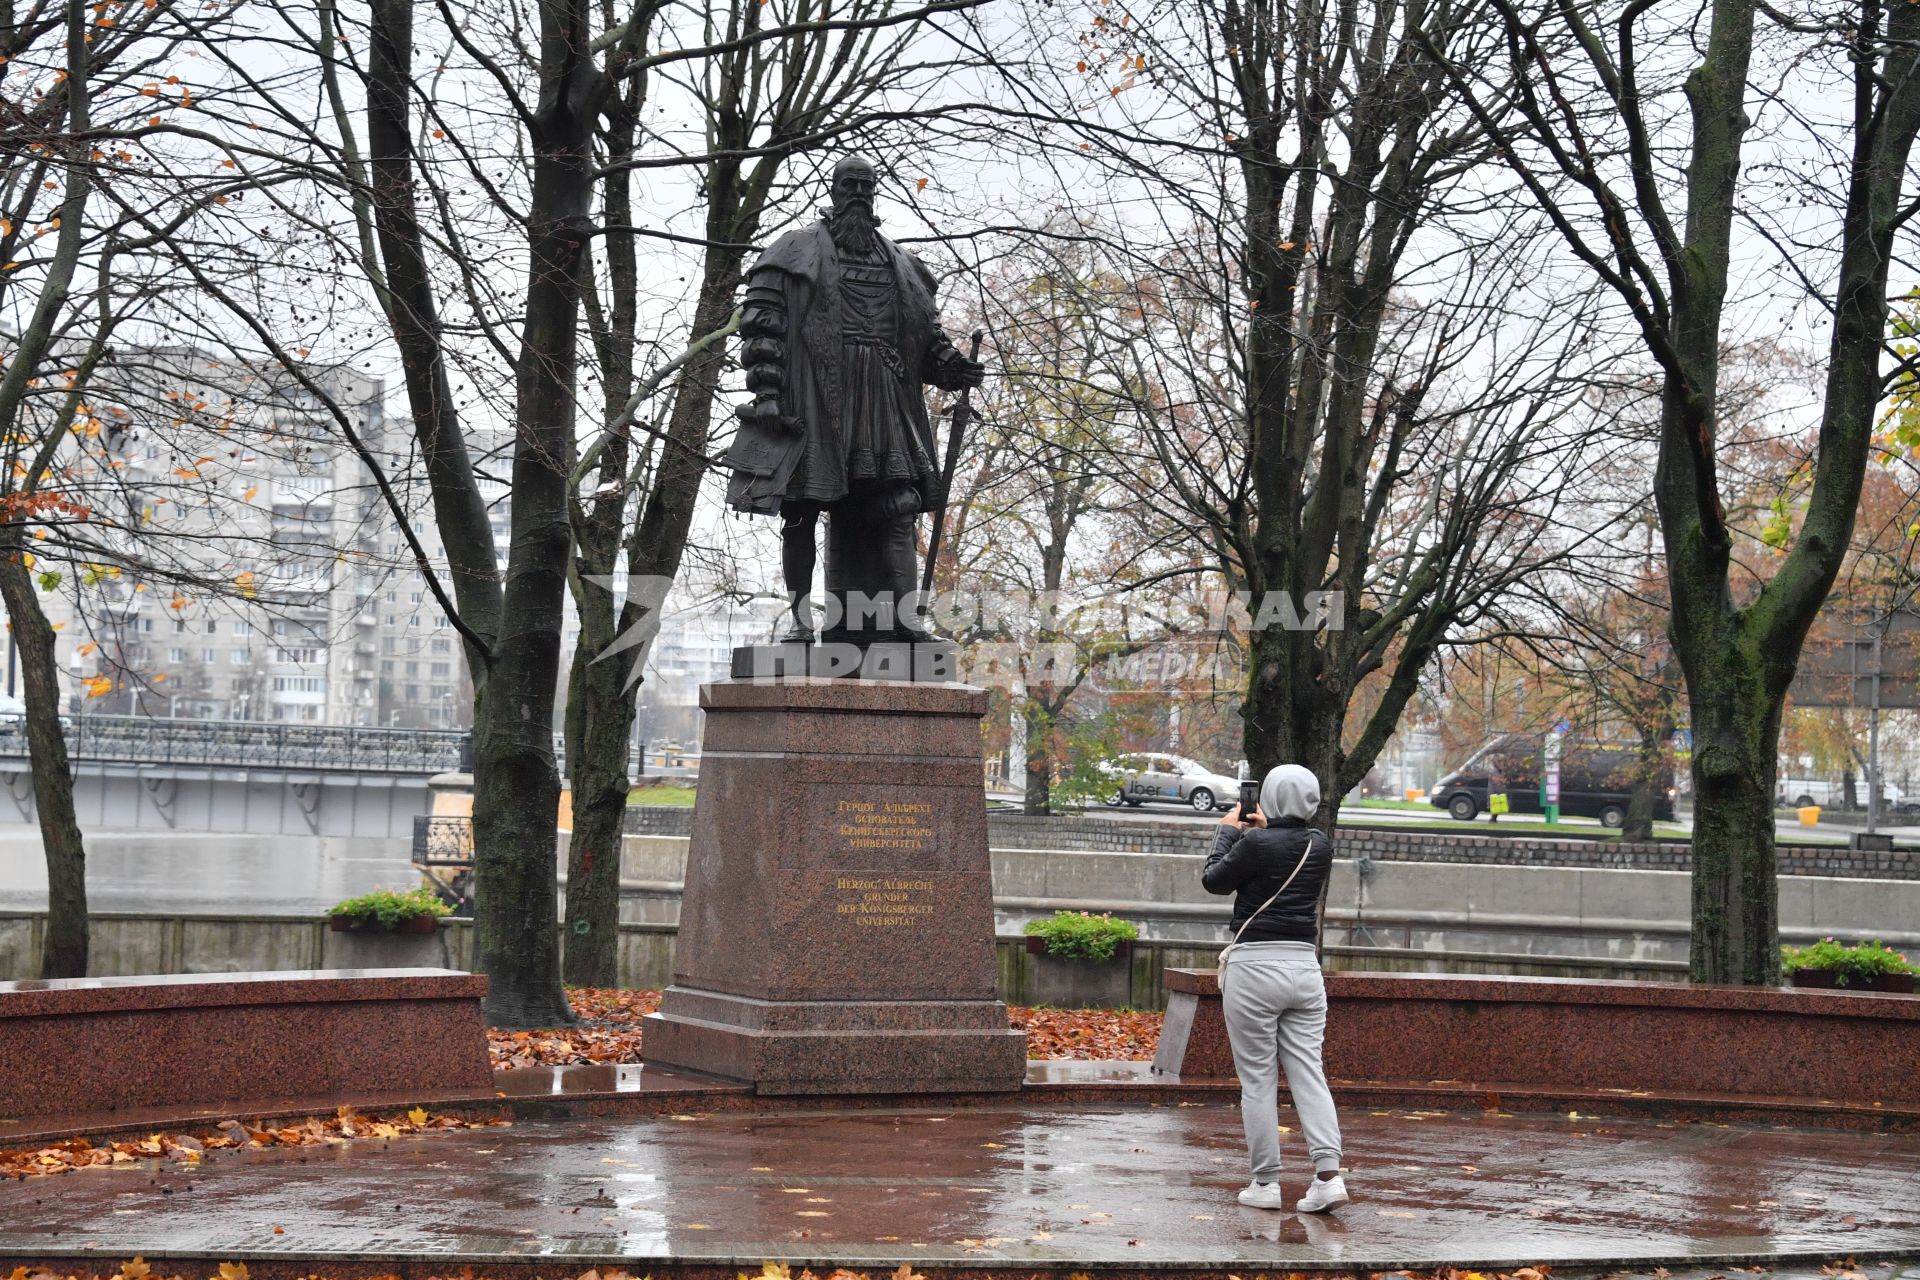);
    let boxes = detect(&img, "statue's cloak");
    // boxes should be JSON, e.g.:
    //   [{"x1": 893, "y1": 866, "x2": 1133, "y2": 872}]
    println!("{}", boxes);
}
[{"x1": 724, "y1": 221, "x2": 945, "y2": 516}]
